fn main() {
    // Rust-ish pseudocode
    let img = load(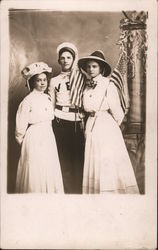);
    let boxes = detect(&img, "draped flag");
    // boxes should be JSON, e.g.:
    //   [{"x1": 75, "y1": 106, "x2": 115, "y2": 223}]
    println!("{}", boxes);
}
[
  {"x1": 110, "y1": 53, "x2": 130, "y2": 114},
  {"x1": 70, "y1": 67, "x2": 86, "y2": 107}
]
